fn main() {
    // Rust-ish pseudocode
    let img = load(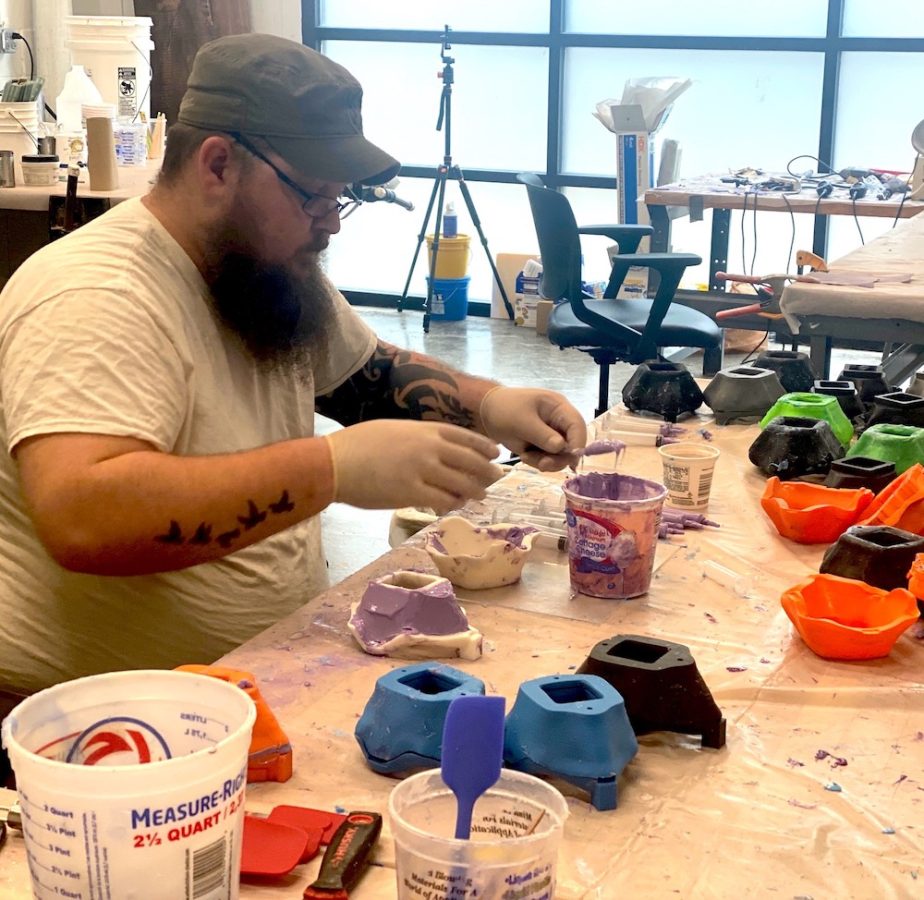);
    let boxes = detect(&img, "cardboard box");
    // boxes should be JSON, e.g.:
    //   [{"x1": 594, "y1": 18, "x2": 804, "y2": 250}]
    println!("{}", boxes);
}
[
  {"x1": 492, "y1": 252, "x2": 539, "y2": 319},
  {"x1": 606, "y1": 242, "x2": 649, "y2": 300},
  {"x1": 514, "y1": 271, "x2": 542, "y2": 328},
  {"x1": 536, "y1": 299, "x2": 553, "y2": 336}
]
